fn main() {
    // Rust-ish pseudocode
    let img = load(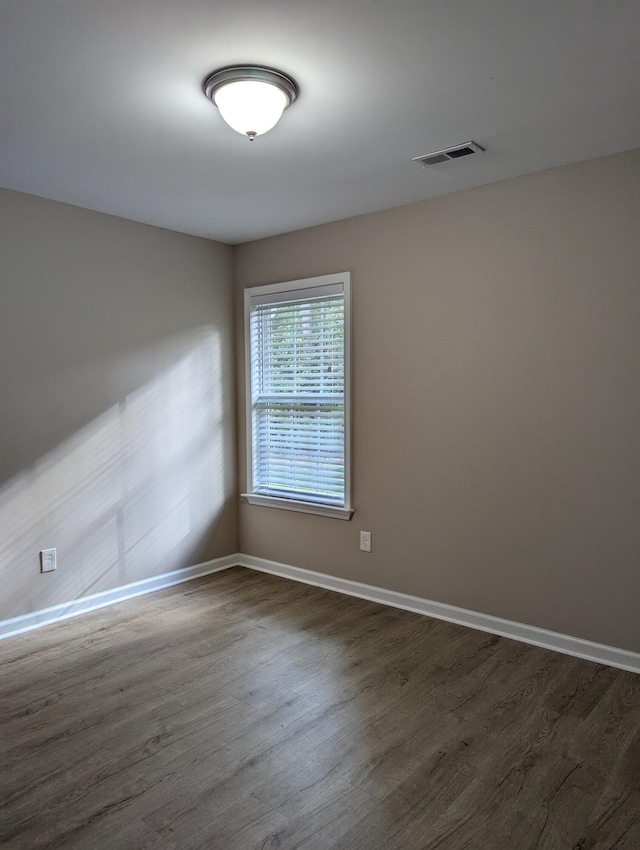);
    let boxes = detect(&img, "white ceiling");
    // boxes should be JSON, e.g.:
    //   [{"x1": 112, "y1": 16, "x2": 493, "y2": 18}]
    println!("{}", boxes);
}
[{"x1": 1, "y1": 0, "x2": 639, "y2": 244}]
